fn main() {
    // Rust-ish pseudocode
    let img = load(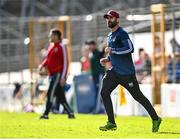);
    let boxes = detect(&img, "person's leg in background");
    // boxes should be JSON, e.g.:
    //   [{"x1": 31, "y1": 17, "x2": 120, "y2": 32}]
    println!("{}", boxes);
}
[
  {"x1": 40, "y1": 74, "x2": 60, "y2": 119},
  {"x1": 52, "y1": 97, "x2": 61, "y2": 114},
  {"x1": 52, "y1": 83, "x2": 71, "y2": 114},
  {"x1": 94, "y1": 73, "x2": 104, "y2": 114},
  {"x1": 55, "y1": 83, "x2": 75, "y2": 119},
  {"x1": 92, "y1": 75, "x2": 99, "y2": 97},
  {"x1": 99, "y1": 70, "x2": 119, "y2": 130}
]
